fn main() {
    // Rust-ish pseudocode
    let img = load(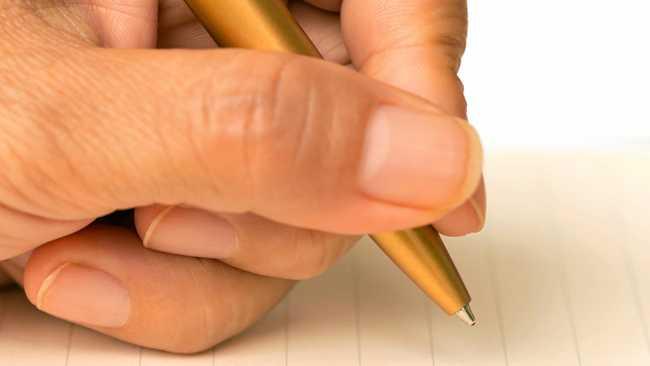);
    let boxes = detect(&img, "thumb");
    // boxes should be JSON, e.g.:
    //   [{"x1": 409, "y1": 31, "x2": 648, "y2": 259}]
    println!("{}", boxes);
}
[
  {"x1": 5, "y1": 48, "x2": 482, "y2": 234},
  {"x1": 342, "y1": 0, "x2": 487, "y2": 235}
]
